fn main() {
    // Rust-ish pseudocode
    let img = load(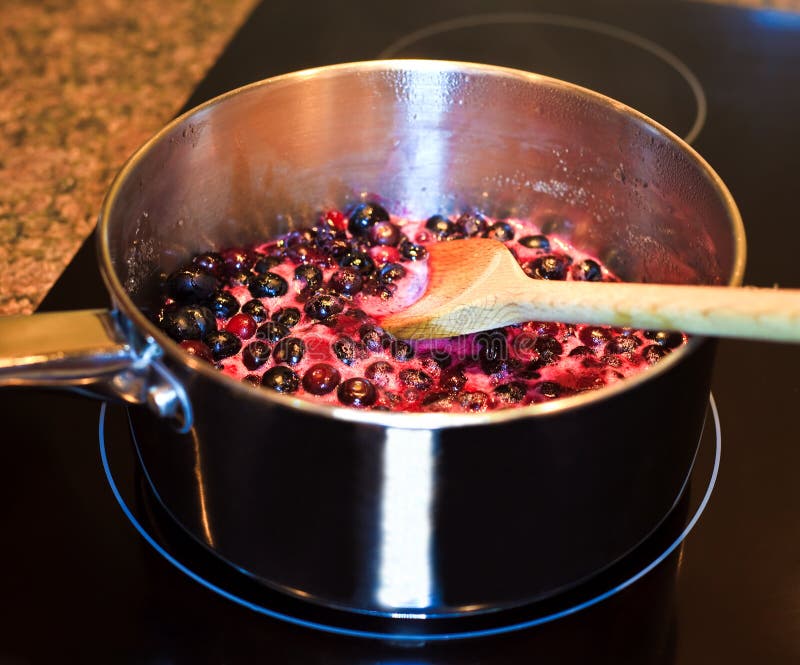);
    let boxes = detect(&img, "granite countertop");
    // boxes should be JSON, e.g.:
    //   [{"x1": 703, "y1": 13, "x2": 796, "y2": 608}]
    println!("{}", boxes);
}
[{"x1": 0, "y1": 0, "x2": 798, "y2": 317}]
